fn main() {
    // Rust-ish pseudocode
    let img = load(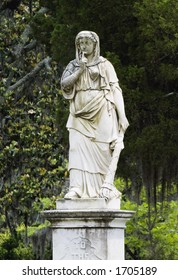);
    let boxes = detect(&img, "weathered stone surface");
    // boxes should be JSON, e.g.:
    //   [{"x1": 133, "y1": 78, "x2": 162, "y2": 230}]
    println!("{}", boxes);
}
[
  {"x1": 43, "y1": 199, "x2": 134, "y2": 260},
  {"x1": 56, "y1": 197, "x2": 121, "y2": 210}
]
